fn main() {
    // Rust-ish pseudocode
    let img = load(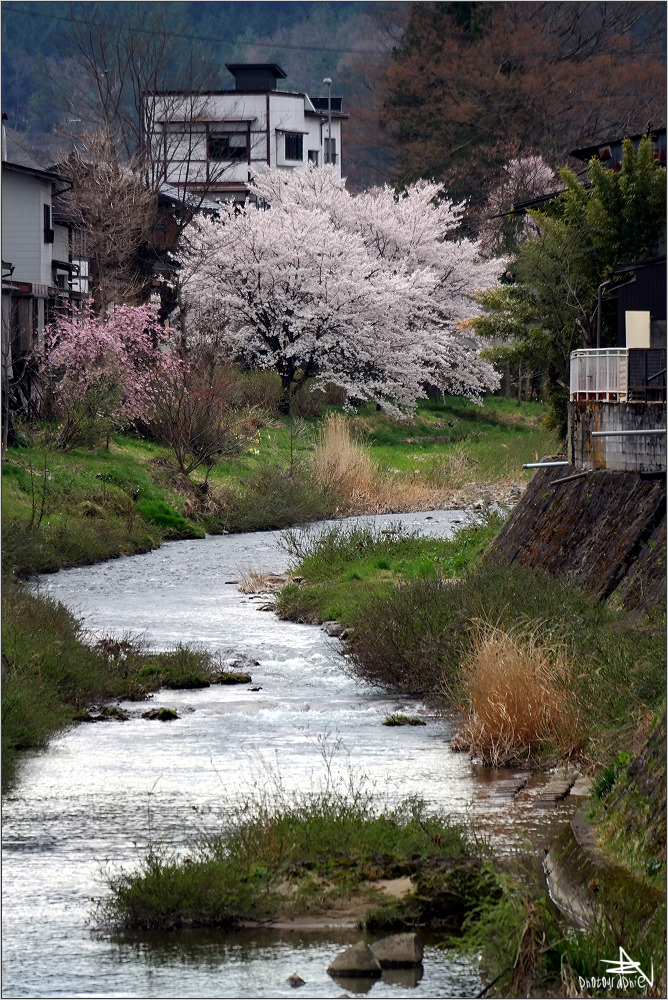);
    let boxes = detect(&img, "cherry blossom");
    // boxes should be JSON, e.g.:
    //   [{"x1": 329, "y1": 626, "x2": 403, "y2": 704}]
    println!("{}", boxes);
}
[{"x1": 180, "y1": 167, "x2": 500, "y2": 412}]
